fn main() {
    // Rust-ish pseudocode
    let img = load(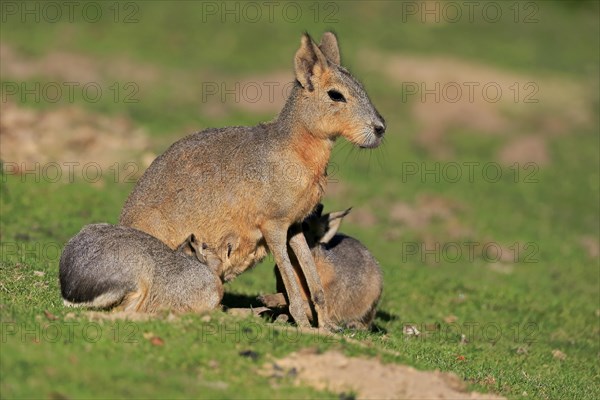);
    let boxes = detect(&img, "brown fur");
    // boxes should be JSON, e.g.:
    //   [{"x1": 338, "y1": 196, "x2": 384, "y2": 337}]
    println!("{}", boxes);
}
[
  {"x1": 120, "y1": 32, "x2": 385, "y2": 329},
  {"x1": 270, "y1": 206, "x2": 383, "y2": 330}
]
